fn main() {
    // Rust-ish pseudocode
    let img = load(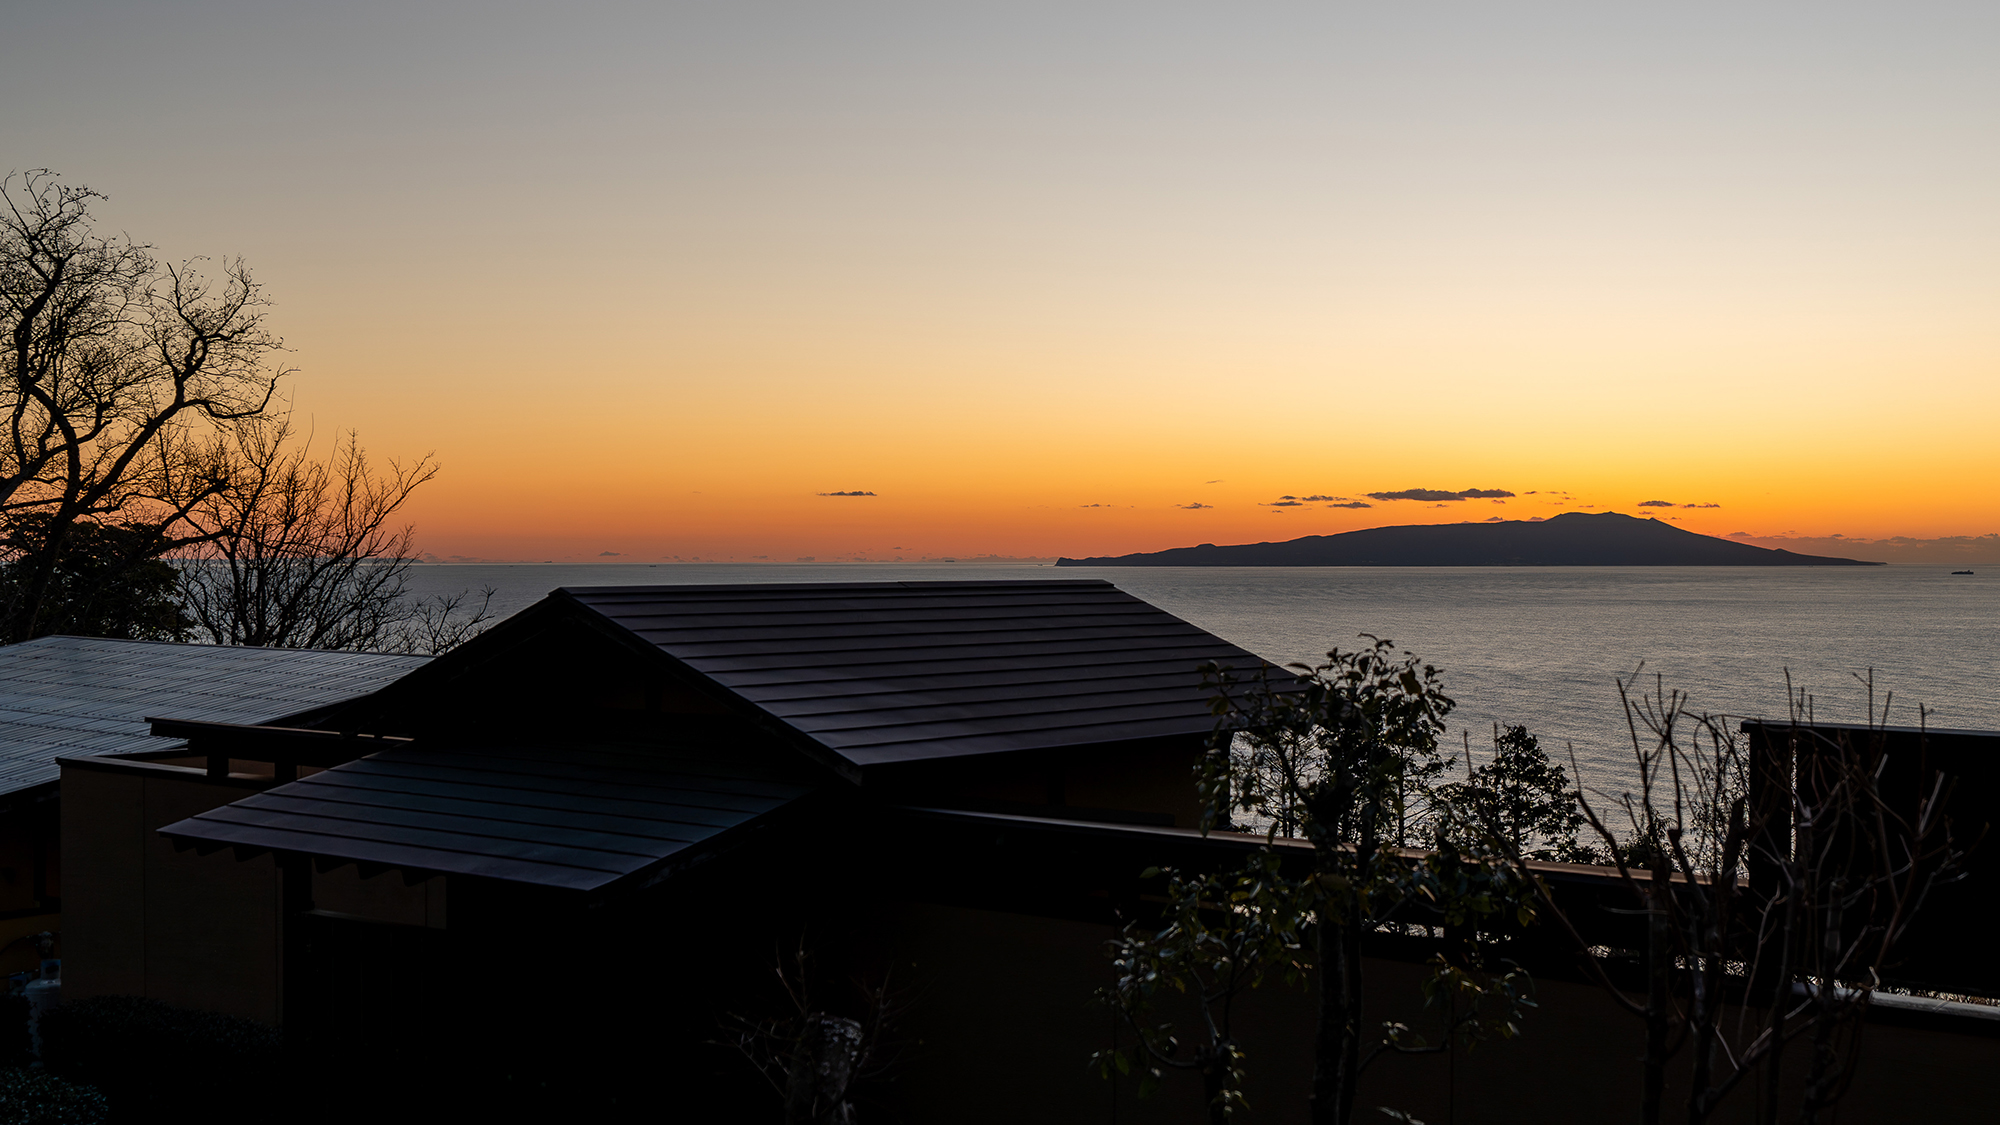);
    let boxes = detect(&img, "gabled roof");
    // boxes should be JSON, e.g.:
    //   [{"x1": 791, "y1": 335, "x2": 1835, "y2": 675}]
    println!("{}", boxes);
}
[
  {"x1": 558, "y1": 580, "x2": 1266, "y2": 765},
  {"x1": 153, "y1": 580, "x2": 1268, "y2": 891},
  {"x1": 0, "y1": 636, "x2": 428, "y2": 797},
  {"x1": 161, "y1": 740, "x2": 814, "y2": 890}
]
